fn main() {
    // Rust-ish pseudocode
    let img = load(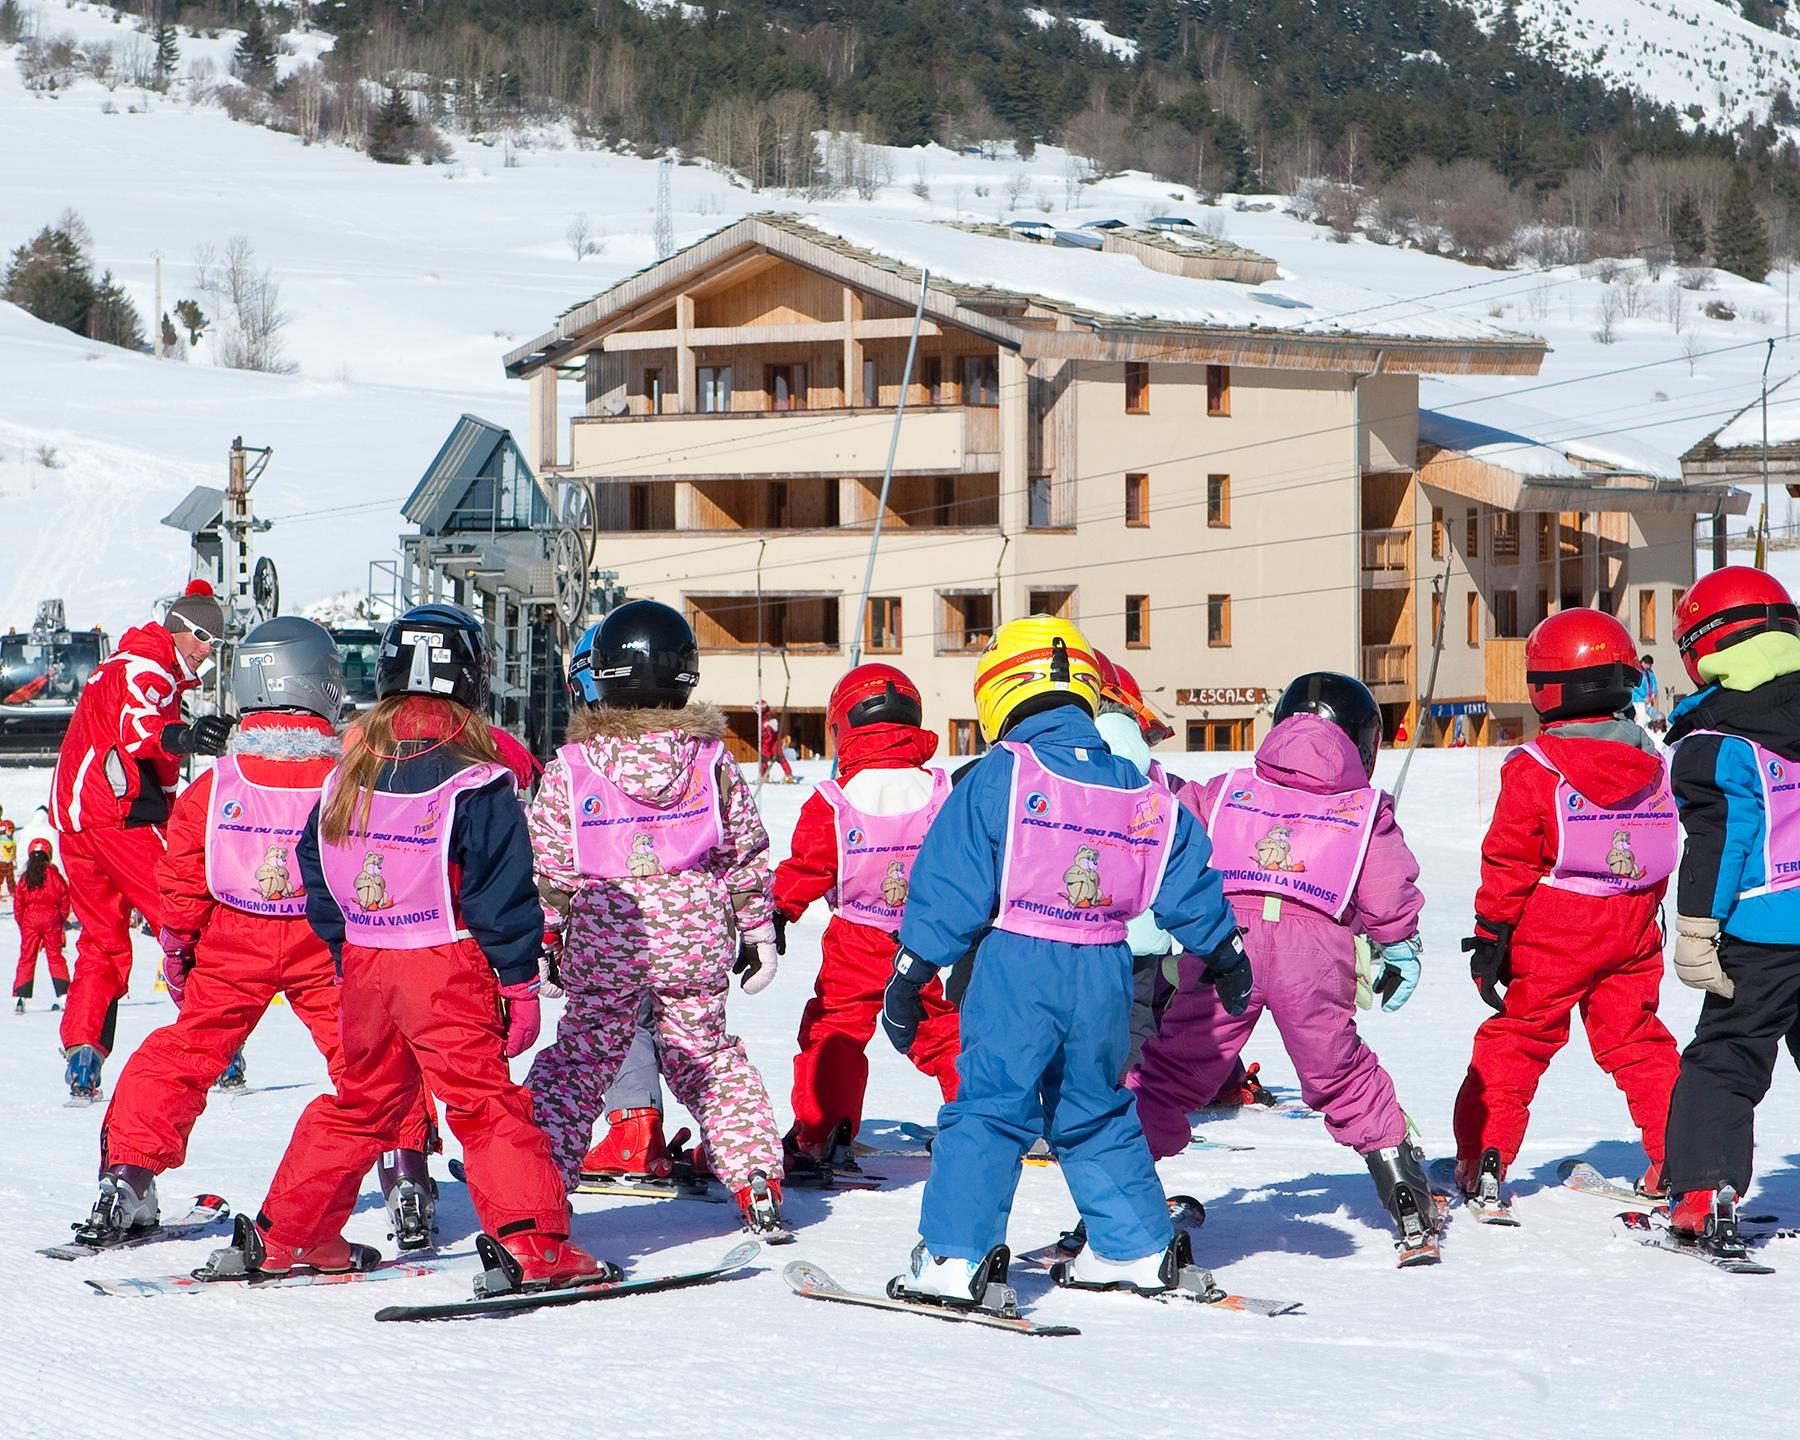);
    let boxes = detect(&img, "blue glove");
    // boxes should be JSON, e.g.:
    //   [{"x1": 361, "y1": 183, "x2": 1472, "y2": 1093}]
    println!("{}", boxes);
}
[
  {"x1": 881, "y1": 948, "x2": 938, "y2": 1055},
  {"x1": 1197, "y1": 930, "x2": 1253, "y2": 1018},
  {"x1": 1373, "y1": 937, "x2": 1422, "y2": 1013}
]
